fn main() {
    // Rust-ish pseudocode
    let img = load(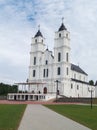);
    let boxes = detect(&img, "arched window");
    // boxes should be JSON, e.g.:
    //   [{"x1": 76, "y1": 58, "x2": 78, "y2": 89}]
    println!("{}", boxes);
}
[
  {"x1": 66, "y1": 33, "x2": 68, "y2": 38},
  {"x1": 59, "y1": 33, "x2": 61, "y2": 37},
  {"x1": 43, "y1": 69, "x2": 45, "y2": 77},
  {"x1": 58, "y1": 52, "x2": 61, "y2": 62},
  {"x1": 66, "y1": 67, "x2": 69, "y2": 75},
  {"x1": 71, "y1": 84, "x2": 73, "y2": 89},
  {"x1": 33, "y1": 57, "x2": 36, "y2": 65},
  {"x1": 33, "y1": 70, "x2": 36, "y2": 77},
  {"x1": 57, "y1": 67, "x2": 61, "y2": 75},
  {"x1": 79, "y1": 75, "x2": 81, "y2": 80},
  {"x1": 35, "y1": 39, "x2": 37, "y2": 43},
  {"x1": 46, "y1": 69, "x2": 48, "y2": 77},
  {"x1": 45, "y1": 60, "x2": 48, "y2": 65},
  {"x1": 66, "y1": 52, "x2": 69, "y2": 62},
  {"x1": 74, "y1": 74, "x2": 76, "y2": 79},
  {"x1": 77, "y1": 85, "x2": 79, "y2": 90}
]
